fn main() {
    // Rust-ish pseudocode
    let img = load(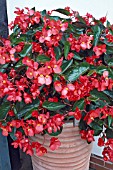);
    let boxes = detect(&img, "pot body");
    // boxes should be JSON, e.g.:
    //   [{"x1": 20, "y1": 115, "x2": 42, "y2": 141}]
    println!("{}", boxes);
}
[{"x1": 30, "y1": 123, "x2": 92, "y2": 170}]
